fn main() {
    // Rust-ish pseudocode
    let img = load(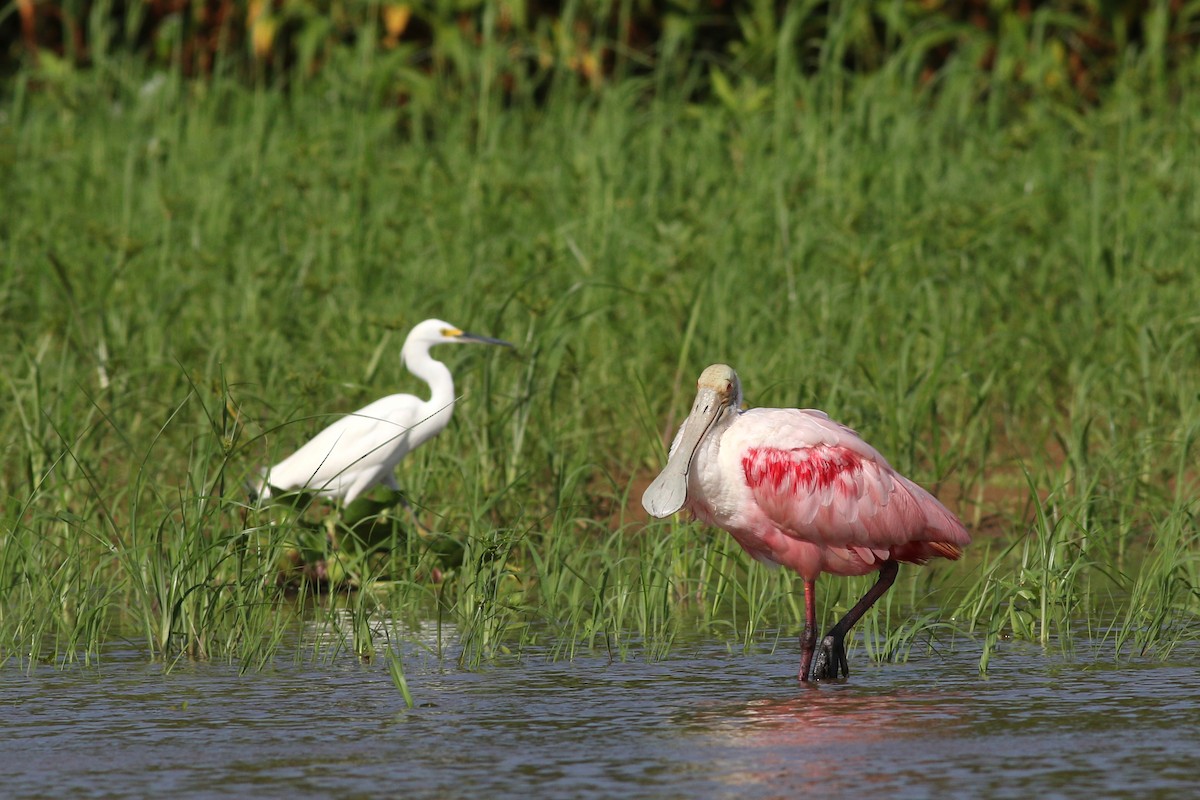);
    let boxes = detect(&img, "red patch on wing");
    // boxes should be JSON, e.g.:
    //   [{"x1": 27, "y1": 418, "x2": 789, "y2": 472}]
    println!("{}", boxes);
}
[{"x1": 742, "y1": 446, "x2": 862, "y2": 493}]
